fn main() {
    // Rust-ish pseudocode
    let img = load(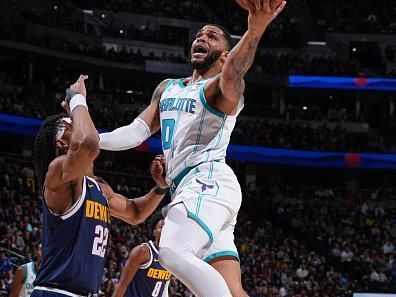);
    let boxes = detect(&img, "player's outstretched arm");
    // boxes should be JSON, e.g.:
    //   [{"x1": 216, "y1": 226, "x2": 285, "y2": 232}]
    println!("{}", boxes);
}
[
  {"x1": 209, "y1": 0, "x2": 286, "y2": 115},
  {"x1": 46, "y1": 75, "x2": 100, "y2": 190},
  {"x1": 112, "y1": 245, "x2": 150, "y2": 297},
  {"x1": 9, "y1": 265, "x2": 25, "y2": 297},
  {"x1": 99, "y1": 156, "x2": 168, "y2": 224},
  {"x1": 99, "y1": 79, "x2": 172, "y2": 151}
]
